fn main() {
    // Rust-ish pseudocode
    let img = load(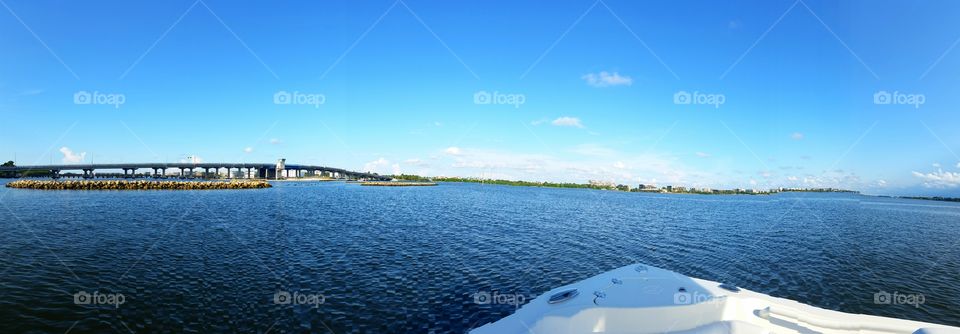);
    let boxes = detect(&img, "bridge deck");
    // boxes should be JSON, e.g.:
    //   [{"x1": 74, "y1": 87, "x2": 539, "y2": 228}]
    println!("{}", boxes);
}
[{"x1": 0, "y1": 163, "x2": 389, "y2": 180}]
